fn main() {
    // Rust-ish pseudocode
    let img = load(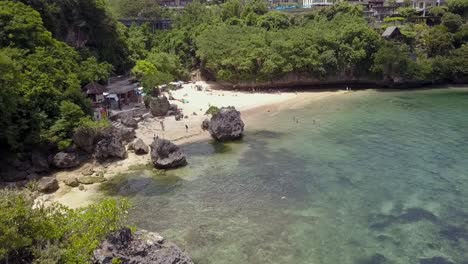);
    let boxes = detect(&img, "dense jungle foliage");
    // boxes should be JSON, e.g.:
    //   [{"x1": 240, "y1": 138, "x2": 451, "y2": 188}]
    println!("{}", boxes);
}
[{"x1": 0, "y1": 190, "x2": 129, "y2": 263}]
